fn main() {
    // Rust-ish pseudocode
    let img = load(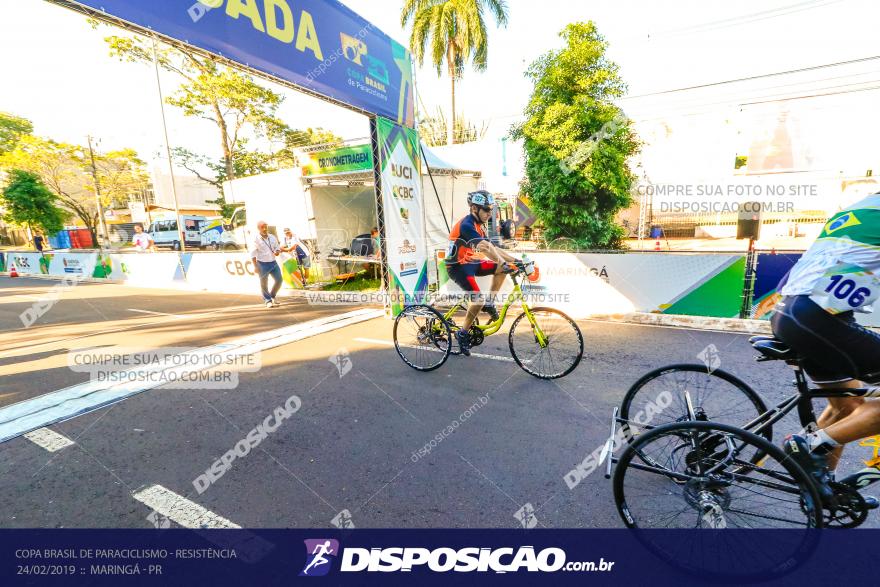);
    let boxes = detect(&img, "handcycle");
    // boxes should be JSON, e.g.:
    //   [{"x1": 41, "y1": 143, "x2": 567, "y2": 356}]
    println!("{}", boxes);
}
[
  {"x1": 604, "y1": 335, "x2": 880, "y2": 529},
  {"x1": 392, "y1": 259, "x2": 584, "y2": 379}
]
